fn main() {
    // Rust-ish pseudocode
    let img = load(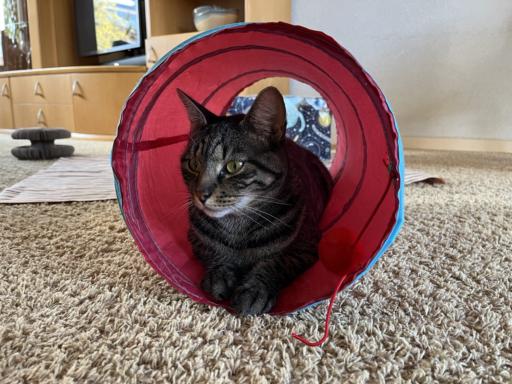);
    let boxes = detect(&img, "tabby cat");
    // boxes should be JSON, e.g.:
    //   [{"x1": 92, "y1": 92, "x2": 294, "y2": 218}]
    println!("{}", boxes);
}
[{"x1": 179, "y1": 87, "x2": 333, "y2": 314}]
